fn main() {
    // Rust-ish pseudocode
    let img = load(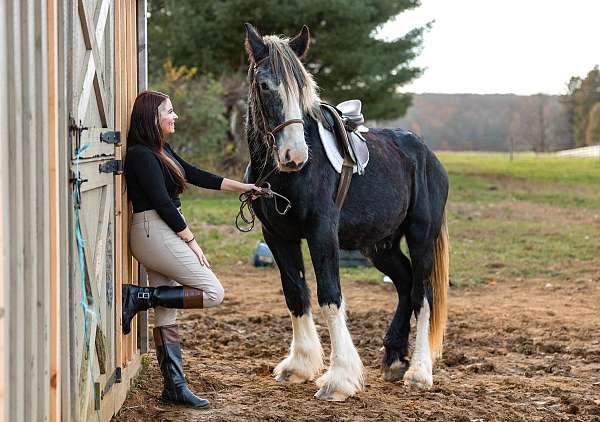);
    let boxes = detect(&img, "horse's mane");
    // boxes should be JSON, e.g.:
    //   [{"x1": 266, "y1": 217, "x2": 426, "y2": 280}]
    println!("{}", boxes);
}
[{"x1": 249, "y1": 35, "x2": 321, "y2": 127}]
